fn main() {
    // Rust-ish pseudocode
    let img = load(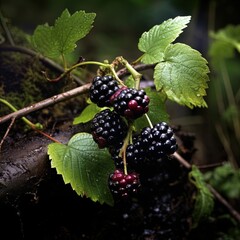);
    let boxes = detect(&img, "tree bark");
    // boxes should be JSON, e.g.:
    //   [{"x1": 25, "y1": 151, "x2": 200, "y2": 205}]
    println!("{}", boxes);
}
[{"x1": 0, "y1": 122, "x2": 85, "y2": 202}]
